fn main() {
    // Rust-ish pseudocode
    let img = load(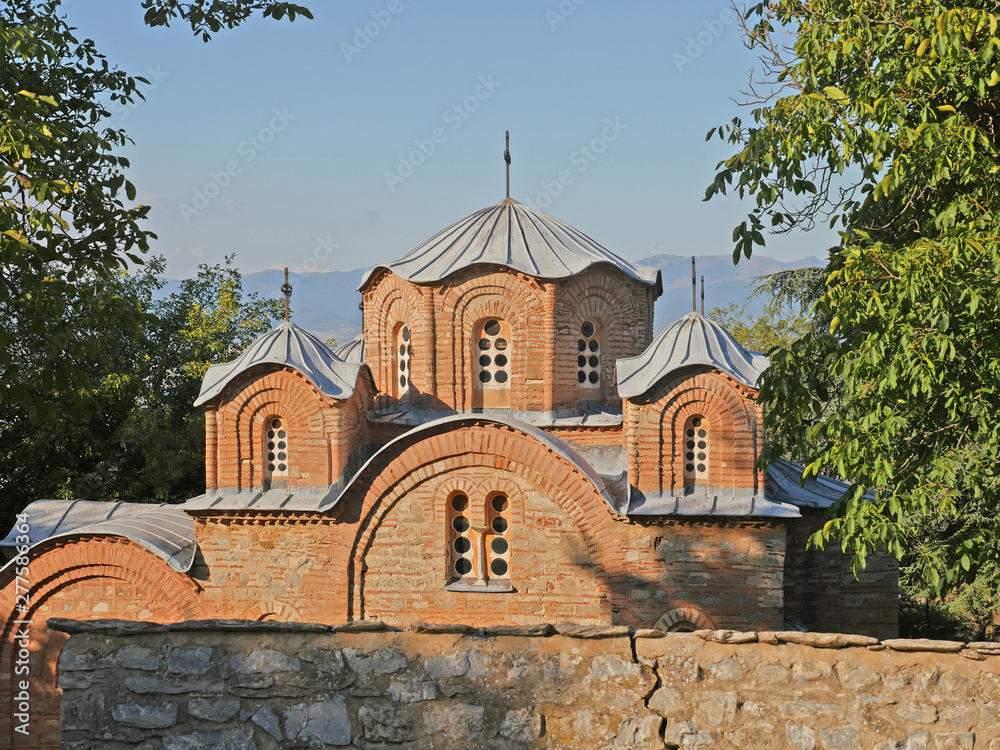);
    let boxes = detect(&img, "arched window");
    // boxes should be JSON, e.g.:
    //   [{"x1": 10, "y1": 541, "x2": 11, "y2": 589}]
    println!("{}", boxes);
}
[
  {"x1": 474, "y1": 318, "x2": 511, "y2": 408},
  {"x1": 683, "y1": 415, "x2": 709, "y2": 486},
  {"x1": 448, "y1": 492, "x2": 475, "y2": 580},
  {"x1": 263, "y1": 416, "x2": 289, "y2": 487},
  {"x1": 394, "y1": 323, "x2": 412, "y2": 400},
  {"x1": 446, "y1": 489, "x2": 513, "y2": 590},
  {"x1": 577, "y1": 319, "x2": 602, "y2": 391},
  {"x1": 486, "y1": 492, "x2": 511, "y2": 580}
]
